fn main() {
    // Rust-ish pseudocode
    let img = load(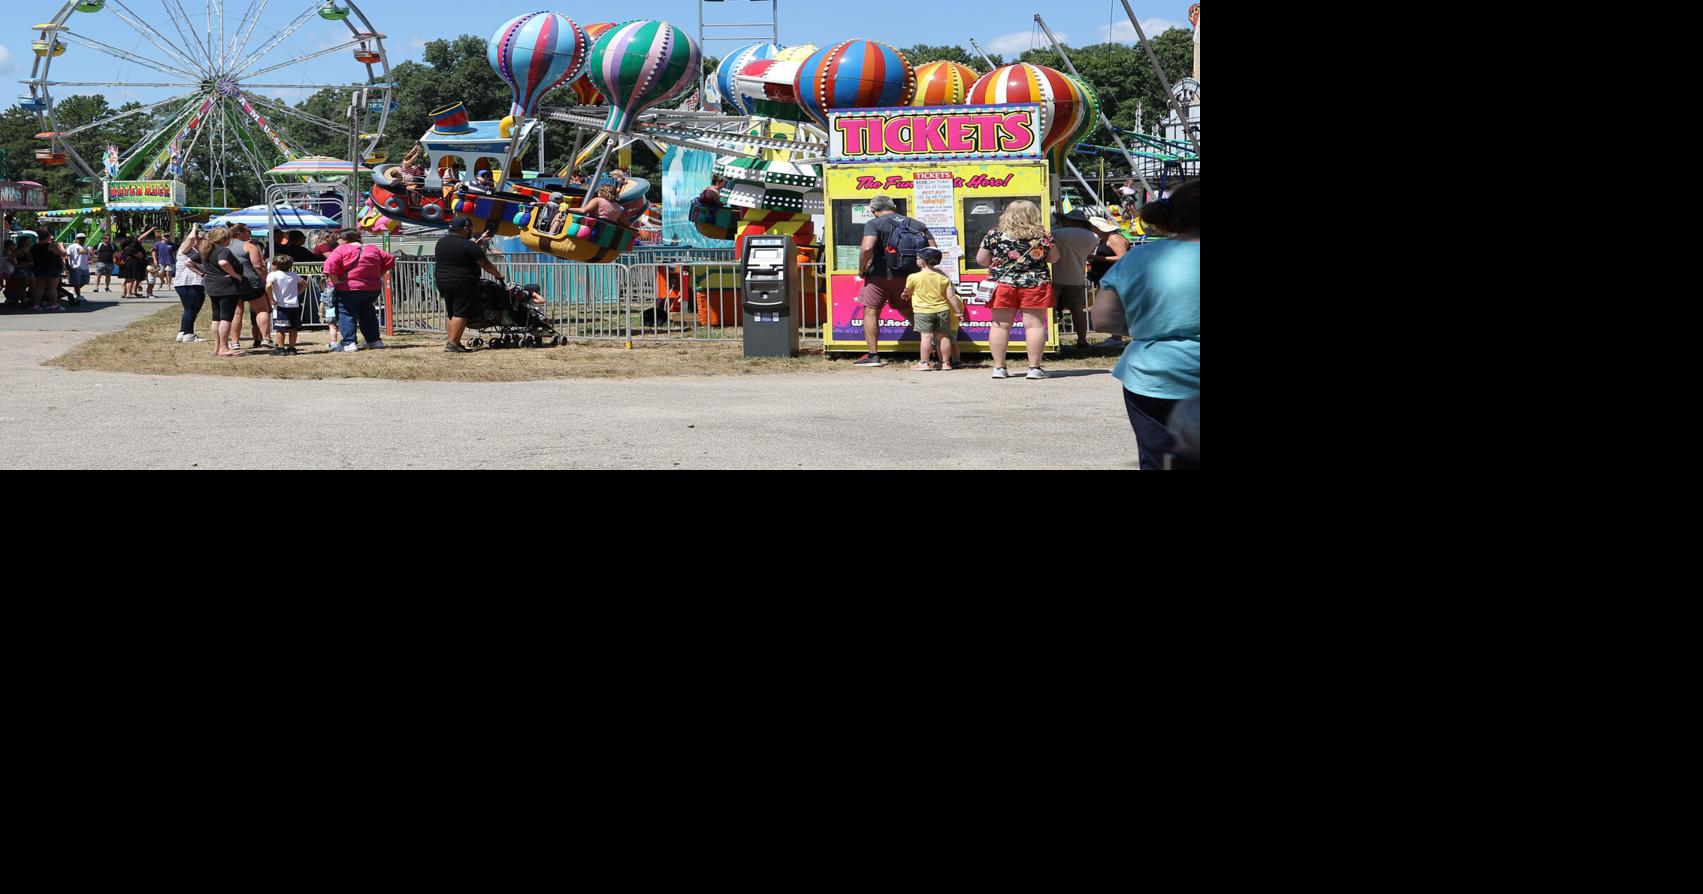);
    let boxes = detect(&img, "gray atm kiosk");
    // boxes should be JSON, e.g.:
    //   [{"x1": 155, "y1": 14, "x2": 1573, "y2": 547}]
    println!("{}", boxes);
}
[{"x1": 741, "y1": 235, "x2": 800, "y2": 358}]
